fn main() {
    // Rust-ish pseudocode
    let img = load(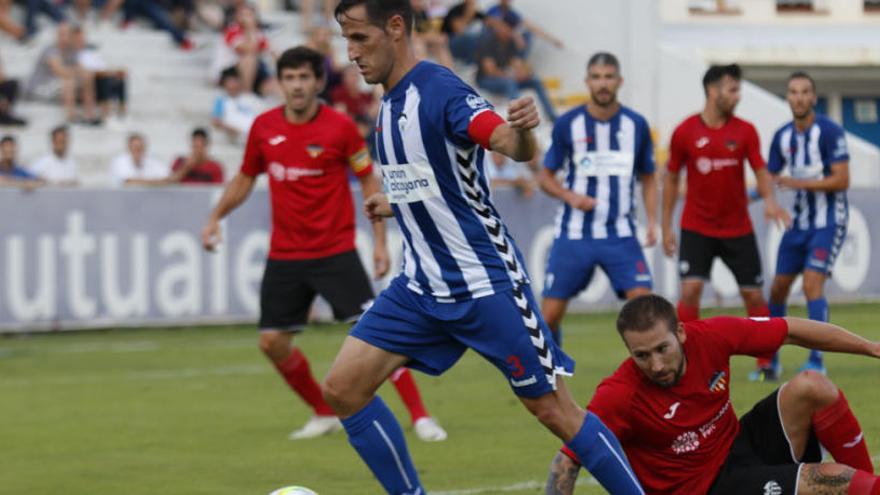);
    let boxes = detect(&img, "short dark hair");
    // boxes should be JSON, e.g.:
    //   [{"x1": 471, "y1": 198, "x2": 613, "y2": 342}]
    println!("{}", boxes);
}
[
  {"x1": 218, "y1": 66, "x2": 240, "y2": 85},
  {"x1": 50, "y1": 125, "x2": 68, "y2": 139},
  {"x1": 334, "y1": 0, "x2": 414, "y2": 36},
  {"x1": 128, "y1": 132, "x2": 144, "y2": 144},
  {"x1": 276, "y1": 46, "x2": 325, "y2": 80},
  {"x1": 788, "y1": 70, "x2": 816, "y2": 92},
  {"x1": 587, "y1": 52, "x2": 620, "y2": 71},
  {"x1": 616, "y1": 294, "x2": 678, "y2": 336},
  {"x1": 0, "y1": 135, "x2": 15, "y2": 145},
  {"x1": 702, "y1": 63, "x2": 742, "y2": 94},
  {"x1": 192, "y1": 127, "x2": 209, "y2": 140}
]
